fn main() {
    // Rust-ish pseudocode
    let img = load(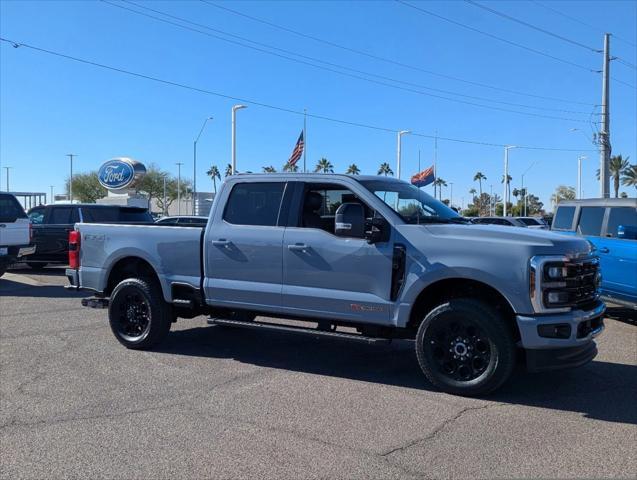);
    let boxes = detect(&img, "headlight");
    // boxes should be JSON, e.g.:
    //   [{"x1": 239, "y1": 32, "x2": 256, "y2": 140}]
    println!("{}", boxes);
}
[{"x1": 546, "y1": 265, "x2": 568, "y2": 280}]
